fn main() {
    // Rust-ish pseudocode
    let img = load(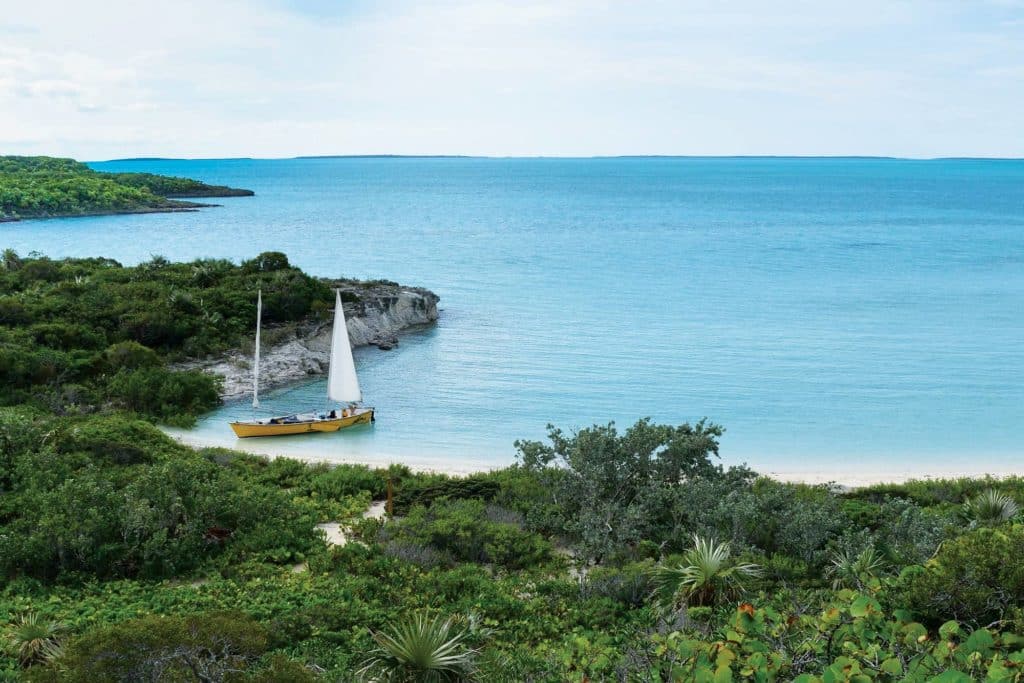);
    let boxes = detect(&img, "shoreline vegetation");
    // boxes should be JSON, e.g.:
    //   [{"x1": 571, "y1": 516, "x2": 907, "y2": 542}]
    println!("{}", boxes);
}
[
  {"x1": 0, "y1": 250, "x2": 436, "y2": 425},
  {"x1": 0, "y1": 252, "x2": 1021, "y2": 678},
  {"x1": 0, "y1": 155, "x2": 253, "y2": 221},
  {"x1": 2, "y1": 411, "x2": 1022, "y2": 680}
]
